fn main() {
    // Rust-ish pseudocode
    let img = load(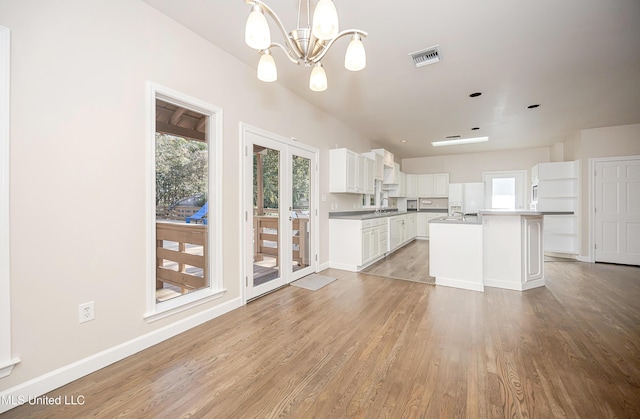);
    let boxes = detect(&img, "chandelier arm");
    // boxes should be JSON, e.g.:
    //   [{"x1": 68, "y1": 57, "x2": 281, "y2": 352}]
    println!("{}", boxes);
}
[
  {"x1": 246, "y1": 0, "x2": 304, "y2": 60},
  {"x1": 268, "y1": 43, "x2": 302, "y2": 65},
  {"x1": 309, "y1": 29, "x2": 368, "y2": 63}
]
